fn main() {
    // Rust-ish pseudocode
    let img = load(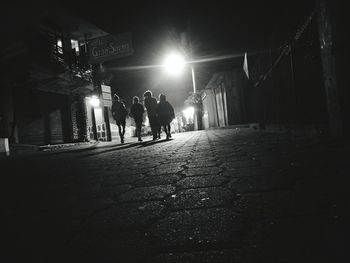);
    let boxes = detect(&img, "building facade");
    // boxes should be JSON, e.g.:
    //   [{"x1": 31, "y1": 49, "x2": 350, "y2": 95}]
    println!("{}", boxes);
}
[
  {"x1": 201, "y1": 70, "x2": 247, "y2": 129},
  {"x1": 0, "y1": 9, "x2": 109, "y2": 146}
]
